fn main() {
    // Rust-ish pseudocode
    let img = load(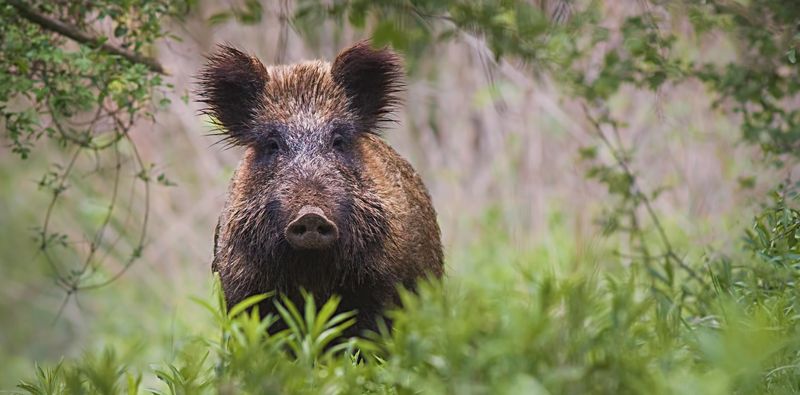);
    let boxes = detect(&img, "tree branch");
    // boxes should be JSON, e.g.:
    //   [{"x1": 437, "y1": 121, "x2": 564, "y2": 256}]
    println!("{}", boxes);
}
[
  {"x1": 8, "y1": 0, "x2": 168, "y2": 75},
  {"x1": 580, "y1": 102, "x2": 704, "y2": 285}
]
